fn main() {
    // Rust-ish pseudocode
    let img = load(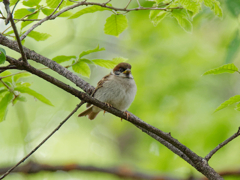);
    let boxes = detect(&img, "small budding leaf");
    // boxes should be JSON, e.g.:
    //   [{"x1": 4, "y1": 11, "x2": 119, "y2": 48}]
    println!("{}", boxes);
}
[
  {"x1": 28, "y1": 31, "x2": 51, "y2": 41},
  {"x1": 69, "y1": 5, "x2": 111, "y2": 19},
  {"x1": 52, "y1": 55, "x2": 76, "y2": 63},
  {"x1": 104, "y1": 14, "x2": 128, "y2": 37},
  {"x1": 72, "y1": 60, "x2": 91, "y2": 78},
  {"x1": 15, "y1": 86, "x2": 54, "y2": 106},
  {"x1": 0, "y1": 48, "x2": 6, "y2": 64},
  {"x1": 0, "y1": 92, "x2": 14, "y2": 122},
  {"x1": 203, "y1": 63, "x2": 239, "y2": 75},
  {"x1": 179, "y1": 0, "x2": 201, "y2": 16},
  {"x1": 215, "y1": 95, "x2": 240, "y2": 112},
  {"x1": 79, "y1": 45, "x2": 105, "y2": 58}
]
